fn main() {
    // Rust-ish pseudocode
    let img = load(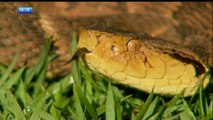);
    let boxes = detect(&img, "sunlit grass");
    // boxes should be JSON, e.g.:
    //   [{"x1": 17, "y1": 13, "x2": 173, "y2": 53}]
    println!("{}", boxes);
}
[{"x1": 0, "y1": 34, "x2": 212, "y2": 120}]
